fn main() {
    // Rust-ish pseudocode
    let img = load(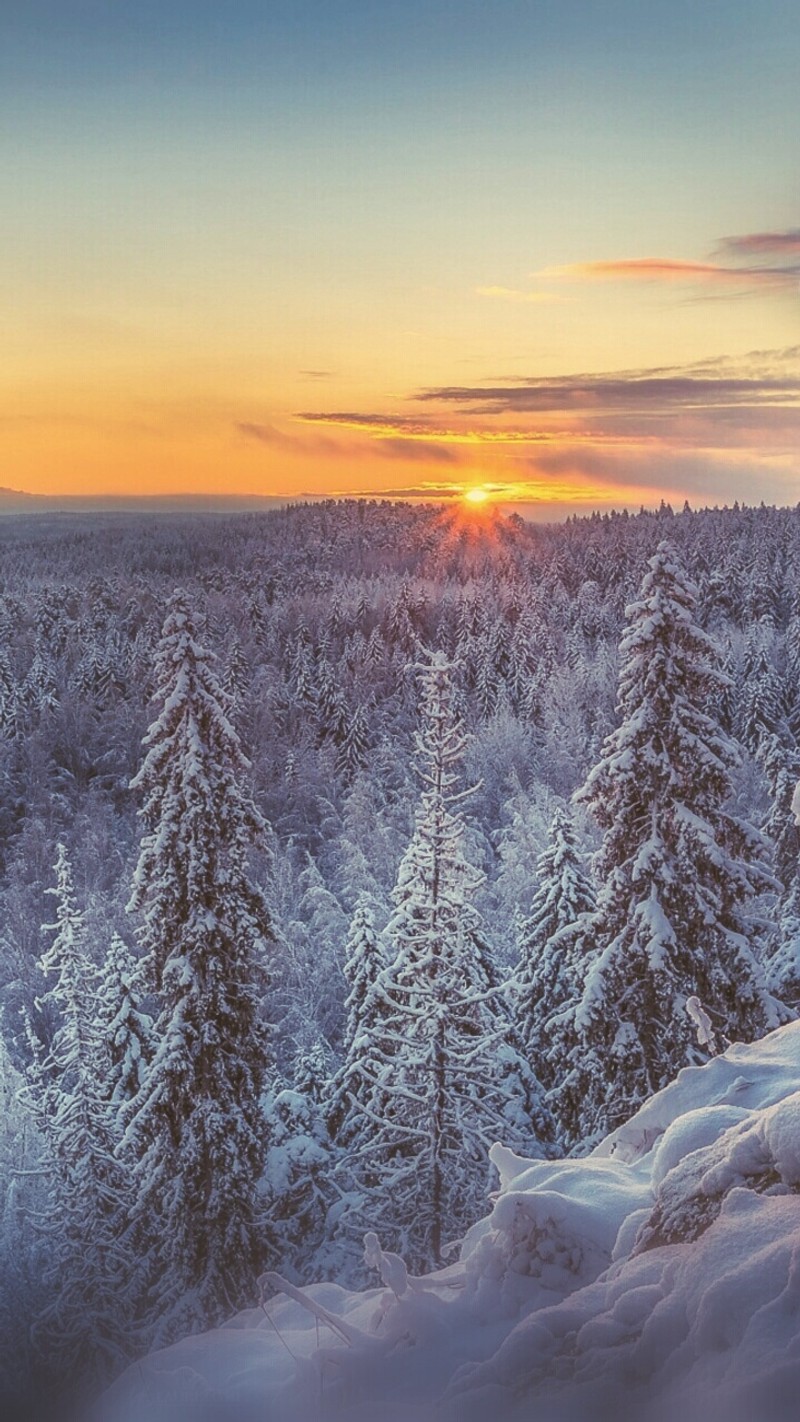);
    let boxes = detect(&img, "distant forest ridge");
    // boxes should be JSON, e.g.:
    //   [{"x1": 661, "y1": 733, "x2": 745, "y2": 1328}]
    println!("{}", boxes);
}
[{"x1": 0, "y1": 488, "x2": 797, "y2": 519}]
